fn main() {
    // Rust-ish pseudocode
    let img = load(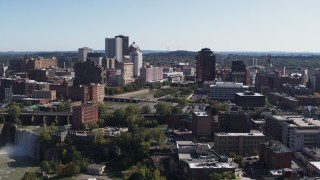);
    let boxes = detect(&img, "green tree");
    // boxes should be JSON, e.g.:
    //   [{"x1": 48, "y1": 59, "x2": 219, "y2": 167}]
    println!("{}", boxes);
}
[
  {"x1": 209, "y1": 172, "x2": 223, "y2": 180},
  {"x1": 87, "y1": 122, "x2": 99, "y2": 130},
  {"x1": 234, "y1": 155, "x2": 244, "y2": 168},
  {"x1": 177, "y1": 98, "x2": 187, "y2": 107},
  {"x1": 98, "y1": 102, "x2": 107, "y2": 119},
  {"x1": 40, "y1": 161, "x2": 51, "y2": 172},
  {"x1": 141, "y1": 105, "x2": 151, "y2": 114},
  {"x1": 126, "y1": 105, "x2": 140, "y2": 116},
  {"x1": 94, "y1": 128, "x2": 106, "y2": 145},
  {"x1": 229, "y1": 152, "x2": 236, "y2": 159},
  {"x1": 23, "y1": 100, "x2": 32, "y2": 107},
  {"x1": 0, "y1": 114, "x2": 5, "y2": 123},
  {"x1": 8, "y1": 104, "x2": 21, "y2": 124},
  {"x1": 222, "y1": 171, "x2": 236, "y2": 179},
  {"x1": 22, "y1": 172, "x2": 38, "y2": 180},
  {"x1": 39, "y1": 129, "x2": 52, "y2": 145},
  {"x1": 63, "y1": 162, "x2": 80, "y2": 176},
  {"x1": 64, "y1": 101, "x2": 71, "y2": 112}
]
